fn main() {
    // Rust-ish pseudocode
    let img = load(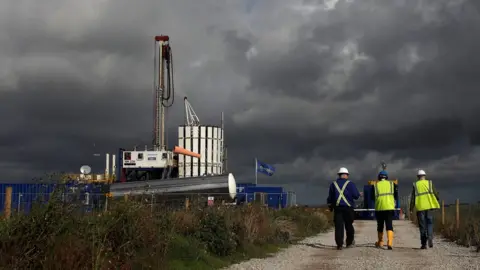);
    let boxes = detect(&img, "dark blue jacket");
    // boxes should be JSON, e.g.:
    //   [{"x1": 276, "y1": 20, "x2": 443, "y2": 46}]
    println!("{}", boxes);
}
[{"x1": 327, "y1": 178, "x2": 360, "y2": 208}]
